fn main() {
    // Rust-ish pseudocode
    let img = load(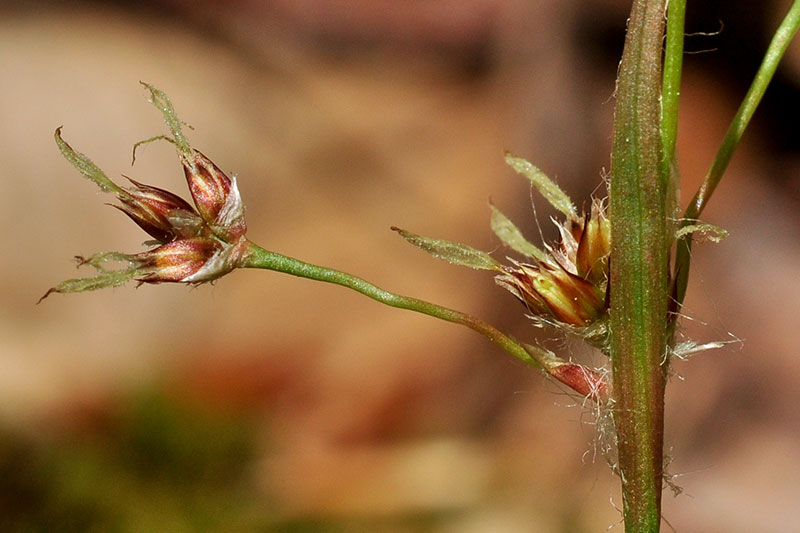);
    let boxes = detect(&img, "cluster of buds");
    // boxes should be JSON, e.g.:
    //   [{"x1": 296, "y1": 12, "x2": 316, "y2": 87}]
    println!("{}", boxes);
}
[
  {"x1": 395, "y1": 153, "x2": 611, "y2": 338},
  {"x1": 41, "y1": 85, "x2": 249, "y2": 300},
  {"x1": 494, "y1": 197, "x2": 610, "y2": 330},
  {"x1": 393, "y1": 154, "x2": 611, "y2": 398}
]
